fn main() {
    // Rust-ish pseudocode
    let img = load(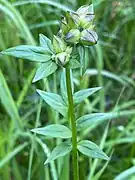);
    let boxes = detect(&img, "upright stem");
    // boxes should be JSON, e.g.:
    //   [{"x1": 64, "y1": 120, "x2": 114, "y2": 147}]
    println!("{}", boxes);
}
[{"x1": 65, "y1": 68, "x2": 79, "y2": 180}]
